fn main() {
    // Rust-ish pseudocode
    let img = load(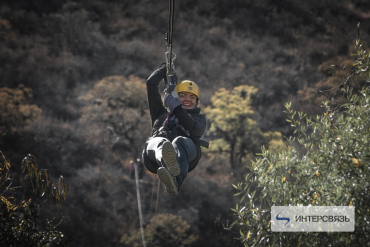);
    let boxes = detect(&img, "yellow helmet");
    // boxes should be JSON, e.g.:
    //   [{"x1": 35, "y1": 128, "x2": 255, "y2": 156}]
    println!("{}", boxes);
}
[{"x1": 175, "y1": 80, "x2": 199, "y2": 99}]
